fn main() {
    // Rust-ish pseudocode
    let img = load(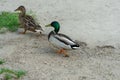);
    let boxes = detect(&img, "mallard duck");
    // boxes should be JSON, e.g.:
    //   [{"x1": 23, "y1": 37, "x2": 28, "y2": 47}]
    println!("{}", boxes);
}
[
  {"x1": 15, "y1": 5, "x2": 43, "y2": 34},
  {"x1": 45, "y1": 21, "x2": 79, "y2": 57}
]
